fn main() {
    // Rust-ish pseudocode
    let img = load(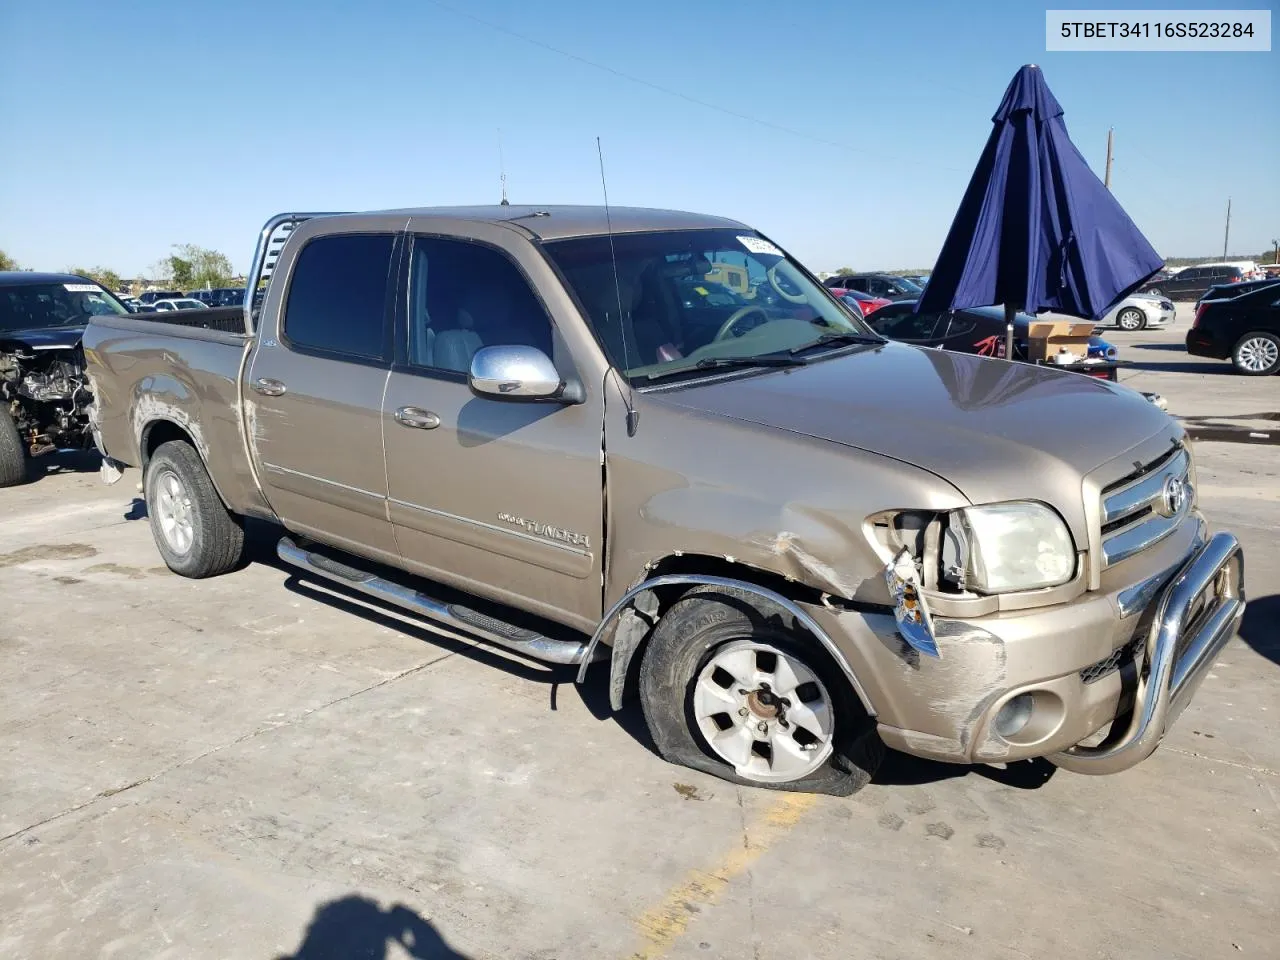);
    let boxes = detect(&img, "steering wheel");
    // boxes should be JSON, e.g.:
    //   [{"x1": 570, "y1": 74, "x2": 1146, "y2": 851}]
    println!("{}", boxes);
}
[
  {"x1": 767, "y1": 263, "x2": 808, "y2": 305},
  {"x1": 713, "y1": 305, "x2": 770, "y2": 342}
]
